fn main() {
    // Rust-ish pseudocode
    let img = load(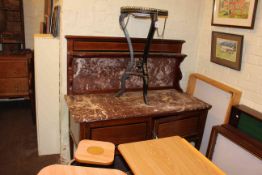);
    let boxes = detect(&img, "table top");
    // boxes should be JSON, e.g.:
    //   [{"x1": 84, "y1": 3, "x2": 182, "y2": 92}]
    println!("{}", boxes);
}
[
  {"x1": 37, "y1": 165, "x2": 126, "y2": 175},
  {"x1": 118, "y1": 136, "x2": 225, "y2": 175},
  {"x1": 65, "y1": 89, "x2": 211, "y2": 122}
]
